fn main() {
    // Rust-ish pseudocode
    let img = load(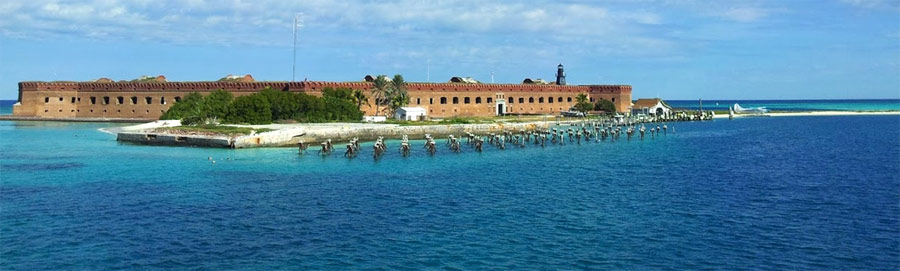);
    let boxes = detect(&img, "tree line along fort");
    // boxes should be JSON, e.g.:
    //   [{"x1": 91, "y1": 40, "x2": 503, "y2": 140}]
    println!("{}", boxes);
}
[{"x1": 12, "y1": 65, "x2": 632, "y2": 120}]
